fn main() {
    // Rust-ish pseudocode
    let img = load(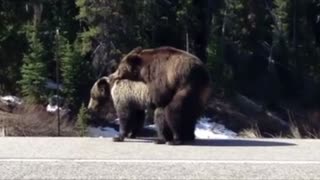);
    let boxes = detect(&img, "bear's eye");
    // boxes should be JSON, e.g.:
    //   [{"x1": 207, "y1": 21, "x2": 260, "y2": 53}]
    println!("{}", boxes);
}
[
  {"x1": 121, "y1": 67, "x2": 128, "y2": 76},
  {"x1": 90, "y1": 92, "x2": 97, "y2": 99}
]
